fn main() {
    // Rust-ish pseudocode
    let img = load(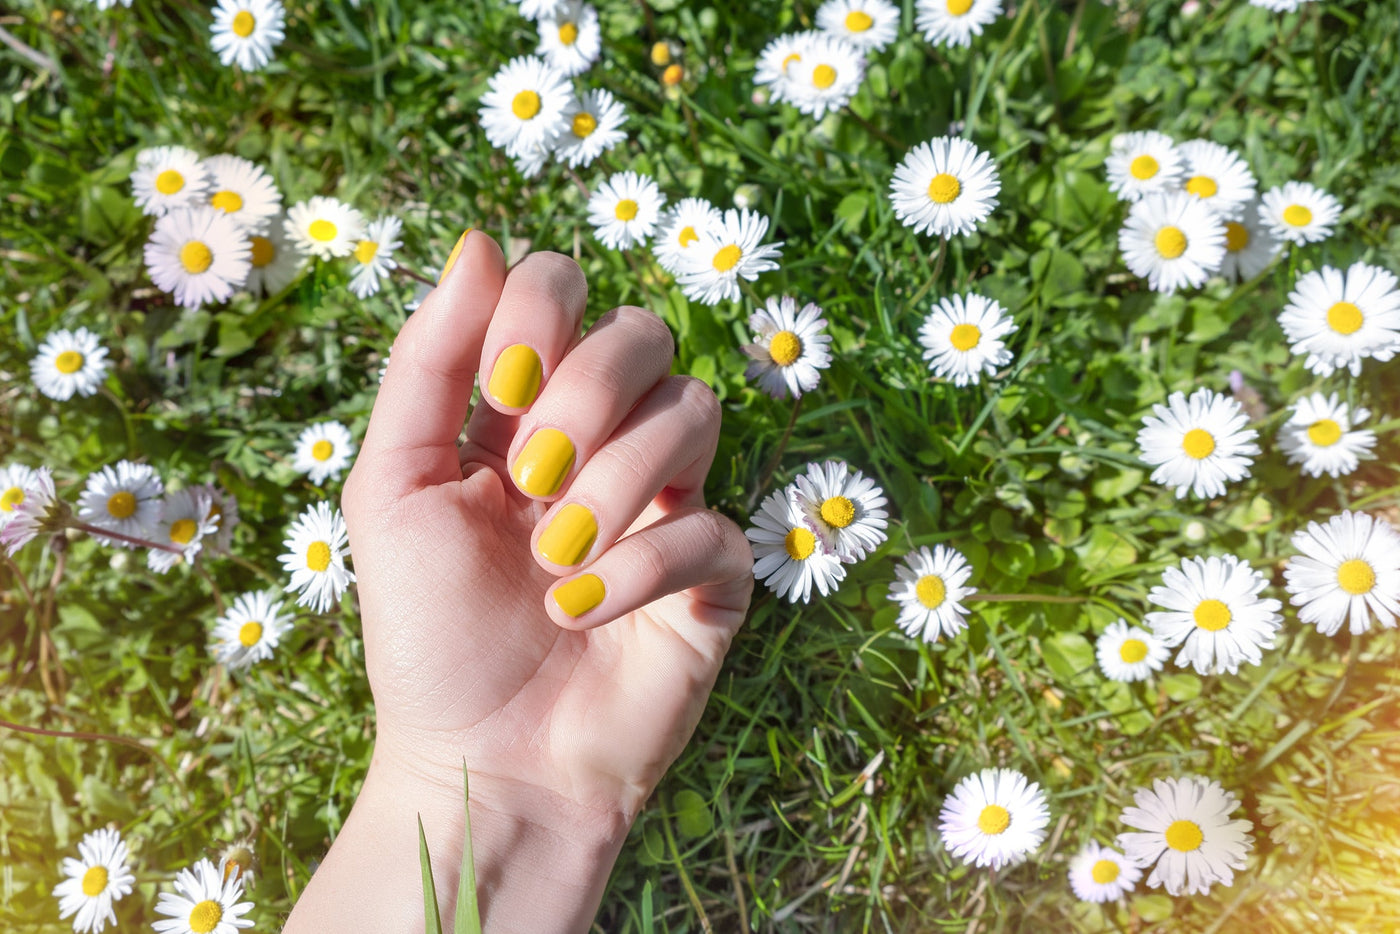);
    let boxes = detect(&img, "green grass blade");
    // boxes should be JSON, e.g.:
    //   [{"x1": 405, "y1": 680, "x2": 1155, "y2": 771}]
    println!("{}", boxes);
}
[
  {"x1": 453, "y1": 761, "x2": 483, "y2": 934},
  {"x1": 419, "y1": 814, "x2": 444, "y2": 934}
]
